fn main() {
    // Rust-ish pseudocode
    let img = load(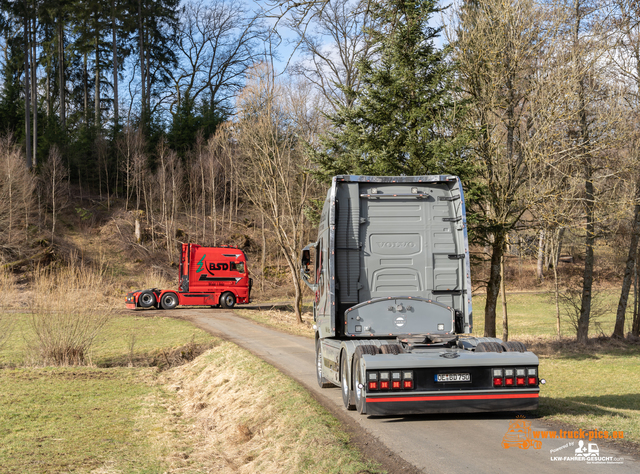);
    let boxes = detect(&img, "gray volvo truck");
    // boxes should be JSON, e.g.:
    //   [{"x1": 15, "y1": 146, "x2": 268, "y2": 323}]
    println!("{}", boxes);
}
[{"x1": 300, "y1": 175, "x2": 541, "y2": 415}]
